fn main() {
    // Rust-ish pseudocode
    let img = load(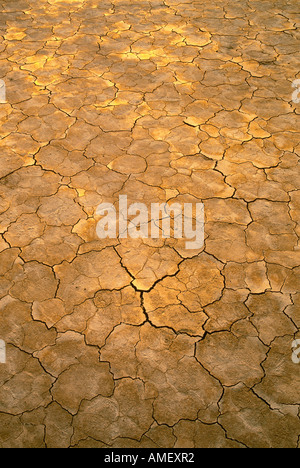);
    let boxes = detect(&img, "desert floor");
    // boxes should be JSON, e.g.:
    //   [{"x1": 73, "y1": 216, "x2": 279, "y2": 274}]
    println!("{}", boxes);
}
[{"x1": 0, "y1": 0, "x2": 299, "y2": 448}]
